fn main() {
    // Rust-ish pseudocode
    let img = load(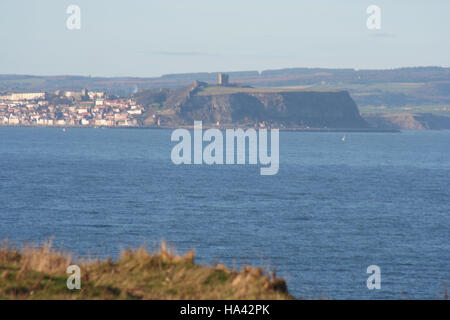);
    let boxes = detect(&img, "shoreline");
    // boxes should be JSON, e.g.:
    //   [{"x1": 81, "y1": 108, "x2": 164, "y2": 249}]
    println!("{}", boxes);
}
[{"x1": 0, "y1": 124, "x2": 401, "y2": 133}]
